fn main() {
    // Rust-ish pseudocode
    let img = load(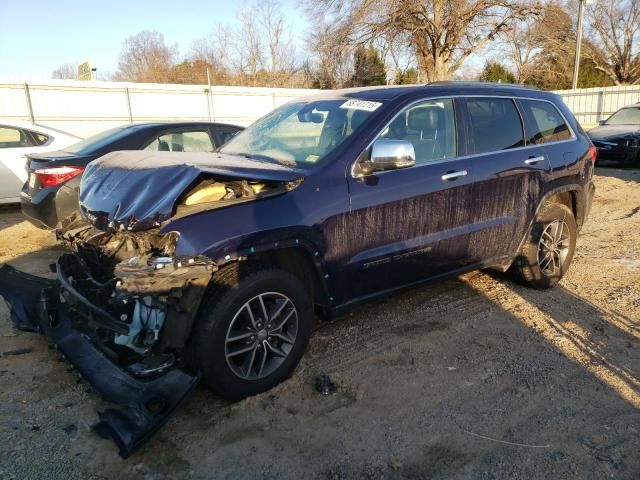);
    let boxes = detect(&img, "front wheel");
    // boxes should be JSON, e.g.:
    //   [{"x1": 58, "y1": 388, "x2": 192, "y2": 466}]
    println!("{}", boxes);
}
[
  {"x1": 191, "y1": 264, "x2": 313, "y2": 401},
  {"x1": 510, "y1": 202, "x2": 577, "y2": 289}
]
